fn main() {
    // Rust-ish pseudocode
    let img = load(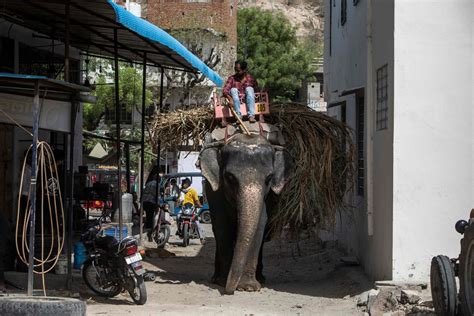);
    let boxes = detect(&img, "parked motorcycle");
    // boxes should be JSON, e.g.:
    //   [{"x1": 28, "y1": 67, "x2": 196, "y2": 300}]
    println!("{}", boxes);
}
[
  {"x1": 177, "y1": 205, "x2": 202, "y2": 247},
  {"x1": 81, "y1": 219, "x2": 147, "y2": 305},
  {"x1": 151, "y1": 202, "x2": 171, "y2": 248}
]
